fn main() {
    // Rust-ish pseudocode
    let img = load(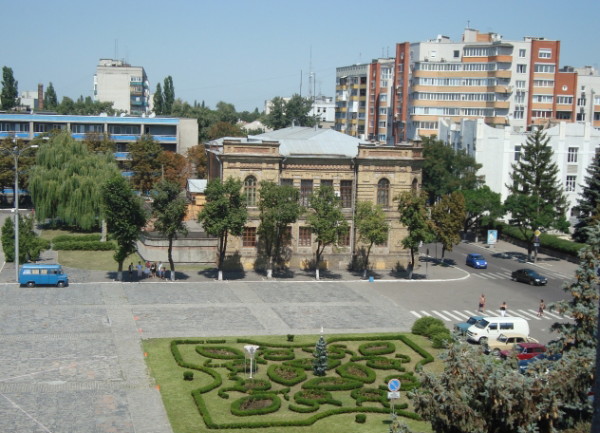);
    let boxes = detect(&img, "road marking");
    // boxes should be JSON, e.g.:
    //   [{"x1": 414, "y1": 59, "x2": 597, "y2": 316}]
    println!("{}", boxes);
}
[
  {"x1": 451, "y1": 310, "x2": 470, "y2": 319},
  {"x1": 410, "y1": 311, "x2": 422, "y2": 319},
  {"x1": 431, "y1": 310, "x2": 451, "y2": 321},
  {"x1": 517, "y1": 309, "x2": 542, "y2": 320}
]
